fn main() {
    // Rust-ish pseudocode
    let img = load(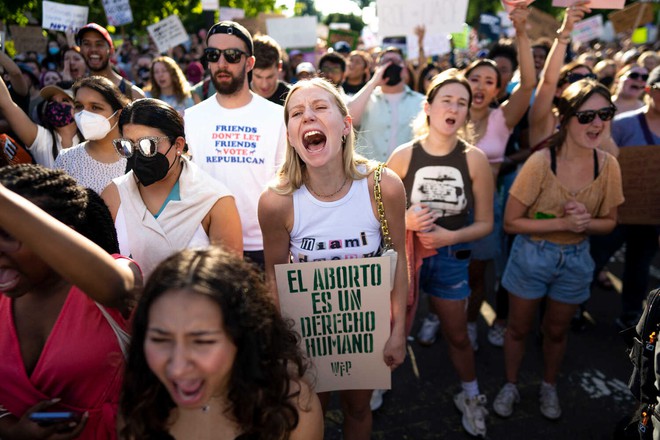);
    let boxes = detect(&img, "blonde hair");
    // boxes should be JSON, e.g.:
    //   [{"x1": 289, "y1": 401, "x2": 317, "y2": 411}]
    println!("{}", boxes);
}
[
  {"x1": 273, "y1": 78, "x2": 374, "y2": 195},
  {"x1": 147, "y1": 56, "x2": 191, "y2": 102}
]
